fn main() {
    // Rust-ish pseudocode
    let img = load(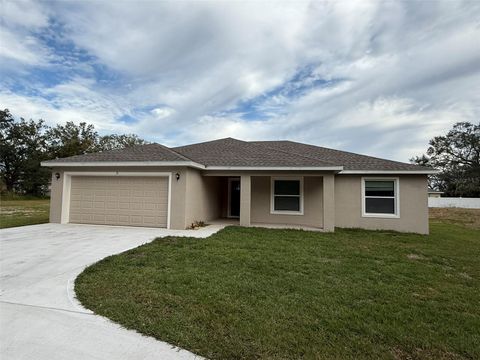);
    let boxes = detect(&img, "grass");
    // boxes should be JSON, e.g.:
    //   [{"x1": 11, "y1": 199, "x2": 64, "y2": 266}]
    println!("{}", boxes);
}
[
  {"x1": 75, "y1": 209, "x2": 480, "y2": 359},
  {"x1": 0, "y1": 196, "x2": 50, "y2": 228}
]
